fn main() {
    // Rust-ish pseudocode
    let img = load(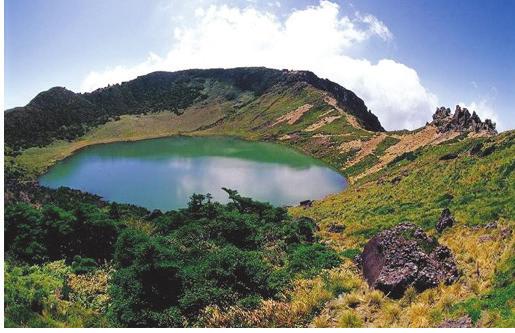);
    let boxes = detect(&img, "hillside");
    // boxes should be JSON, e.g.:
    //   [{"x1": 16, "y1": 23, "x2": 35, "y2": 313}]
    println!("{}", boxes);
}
[
  {"x1": 4, "y1": 67, "x2": 514, "y2": 328},
  {"x1": 5, "y1": 68, "x2": 382, "y2": 151}
]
